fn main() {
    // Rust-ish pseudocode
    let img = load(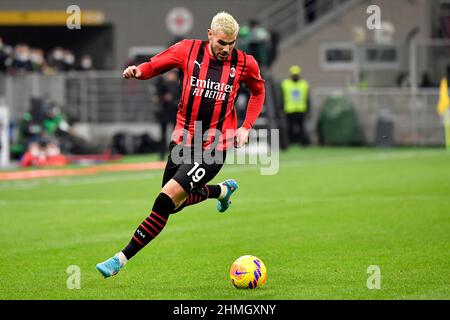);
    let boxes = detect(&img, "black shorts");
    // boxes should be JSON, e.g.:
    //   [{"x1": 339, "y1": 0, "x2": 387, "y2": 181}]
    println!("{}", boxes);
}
[{"x1": 161, "y1": 142, "x2": 226, "y2": 192}]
